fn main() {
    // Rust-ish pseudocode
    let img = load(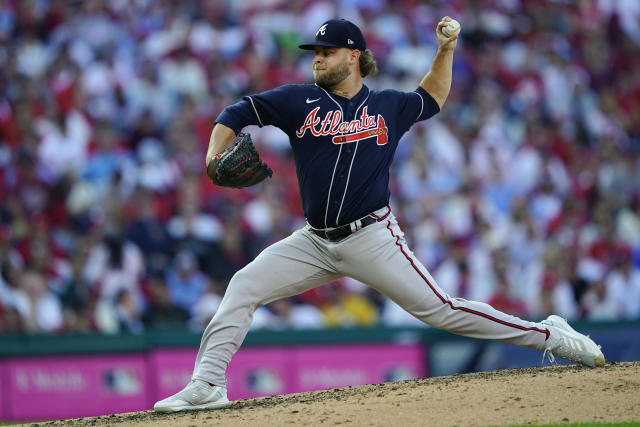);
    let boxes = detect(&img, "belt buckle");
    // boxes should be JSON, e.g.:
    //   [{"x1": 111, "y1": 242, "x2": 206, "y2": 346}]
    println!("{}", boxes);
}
[
  {"x1": 324, "y1": 225, "x2": 348, "y2": 242},
  {"x1": 327, "y1": 227, "x2": 346, "y2": 242},
  {"x1": 312, "y1": 220, "x2": 365, "y2": 242}
]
